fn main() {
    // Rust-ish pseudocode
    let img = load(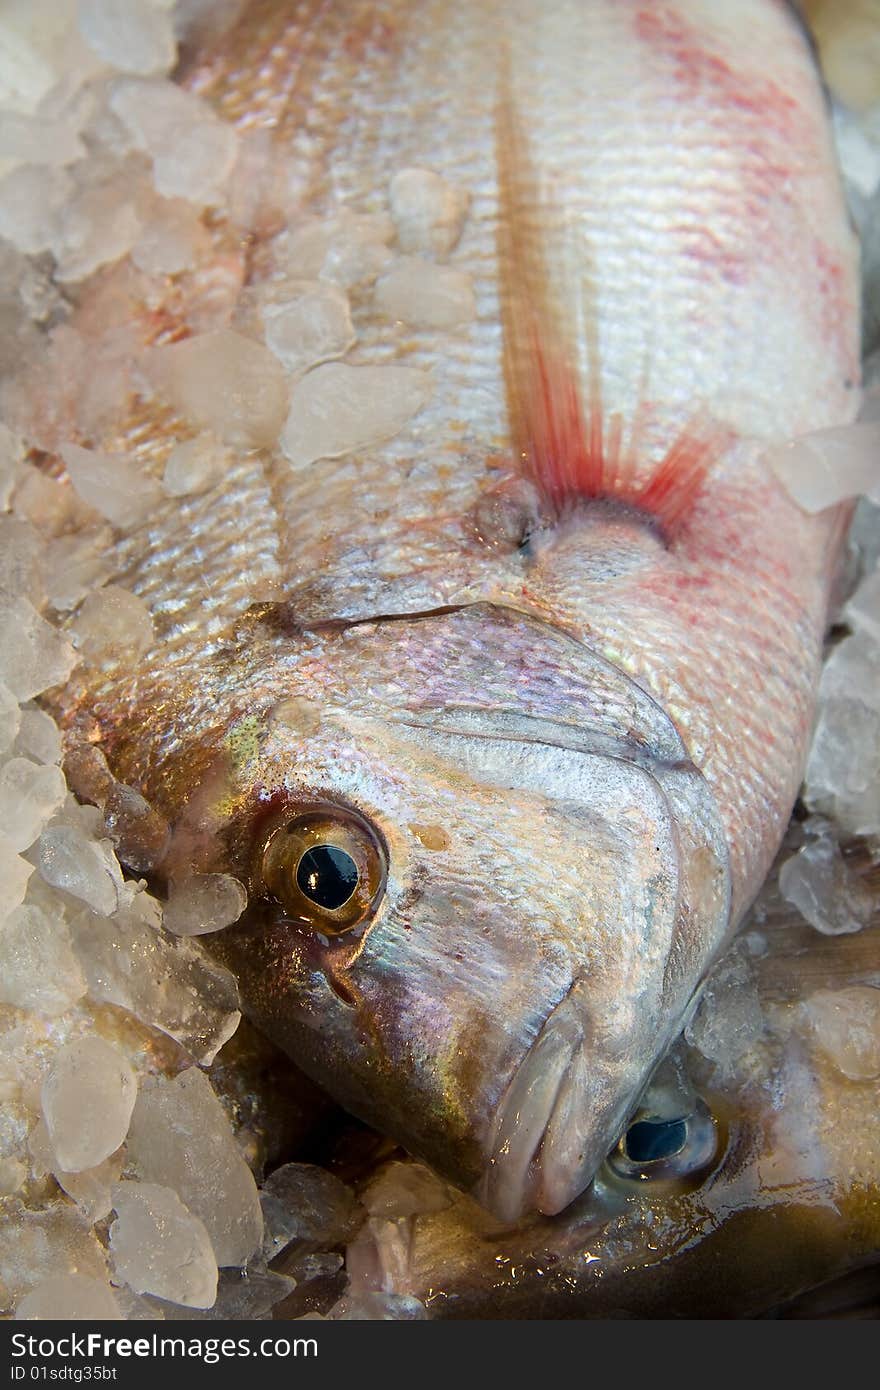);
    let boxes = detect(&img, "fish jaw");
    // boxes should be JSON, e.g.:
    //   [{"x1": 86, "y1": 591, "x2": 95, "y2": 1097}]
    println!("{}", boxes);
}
[{"x1": 188, "y1": 605, "x2": 731, "y2": 1217}]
